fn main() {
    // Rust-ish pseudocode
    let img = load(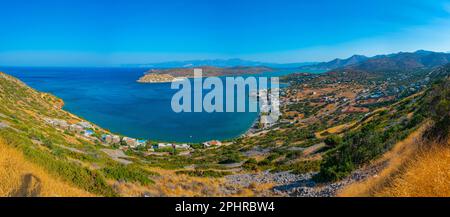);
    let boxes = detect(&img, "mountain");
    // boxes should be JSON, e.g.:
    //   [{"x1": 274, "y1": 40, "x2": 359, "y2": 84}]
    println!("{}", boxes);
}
[
  {"x1": 299, "y1": 50, "x2": 450, "y2": 74},
  {"x1": 298, "y1": 55, "x2": 369, "y2": 71},
  {"x1": 123, "y1": 58, "x2": 316, "y2": 69},
  {"x1": 334, "y1": 50, "x2": 450, "y2": 74}
]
